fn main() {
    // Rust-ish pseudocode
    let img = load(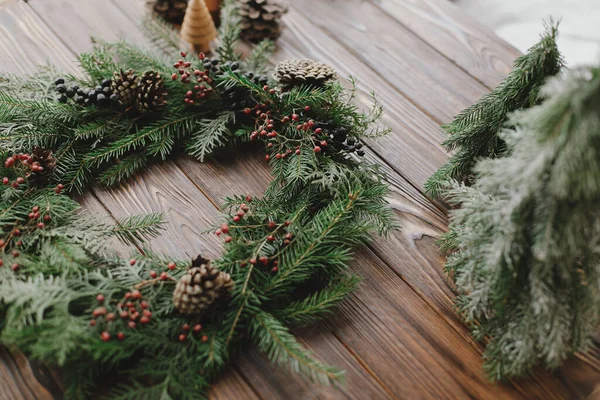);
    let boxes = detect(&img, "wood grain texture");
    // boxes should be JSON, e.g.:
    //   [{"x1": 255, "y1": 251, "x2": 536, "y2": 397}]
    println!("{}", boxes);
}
[
  {"x1": 373, "y1": 0, "x2": 520, "y2": 88},
  {"x1": 0, "y1": 0, "x2": 598, "y2": 399}
]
